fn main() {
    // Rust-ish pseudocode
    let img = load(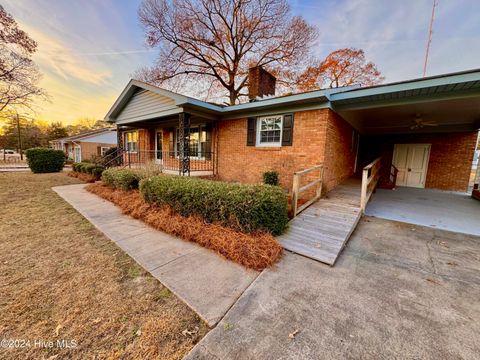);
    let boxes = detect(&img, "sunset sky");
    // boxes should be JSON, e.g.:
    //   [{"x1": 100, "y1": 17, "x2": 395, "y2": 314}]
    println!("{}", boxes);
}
[{"x1": 3, "y1": 0, "x2": 480, "y2": 125}]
